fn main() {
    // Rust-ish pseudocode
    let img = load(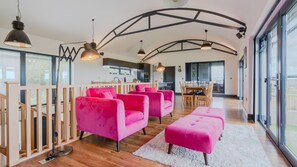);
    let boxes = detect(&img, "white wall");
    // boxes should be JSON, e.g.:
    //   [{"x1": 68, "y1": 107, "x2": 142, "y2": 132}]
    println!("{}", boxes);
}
[
  {"x1": 73, "y1": 52, "x2": 139, "y2": 84},
  {"x1": 147, "y1": 50, "x2": 239, "y2": 95},
  {"x1": 0, "y1": 28, "x2": 141, "y2": 85},
  {"x1": 236, "y1": 0, "x2": 281, "y2": 115},
  {"x1": 0, "y1": 28, "x2": 63, "y2": 55}
]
